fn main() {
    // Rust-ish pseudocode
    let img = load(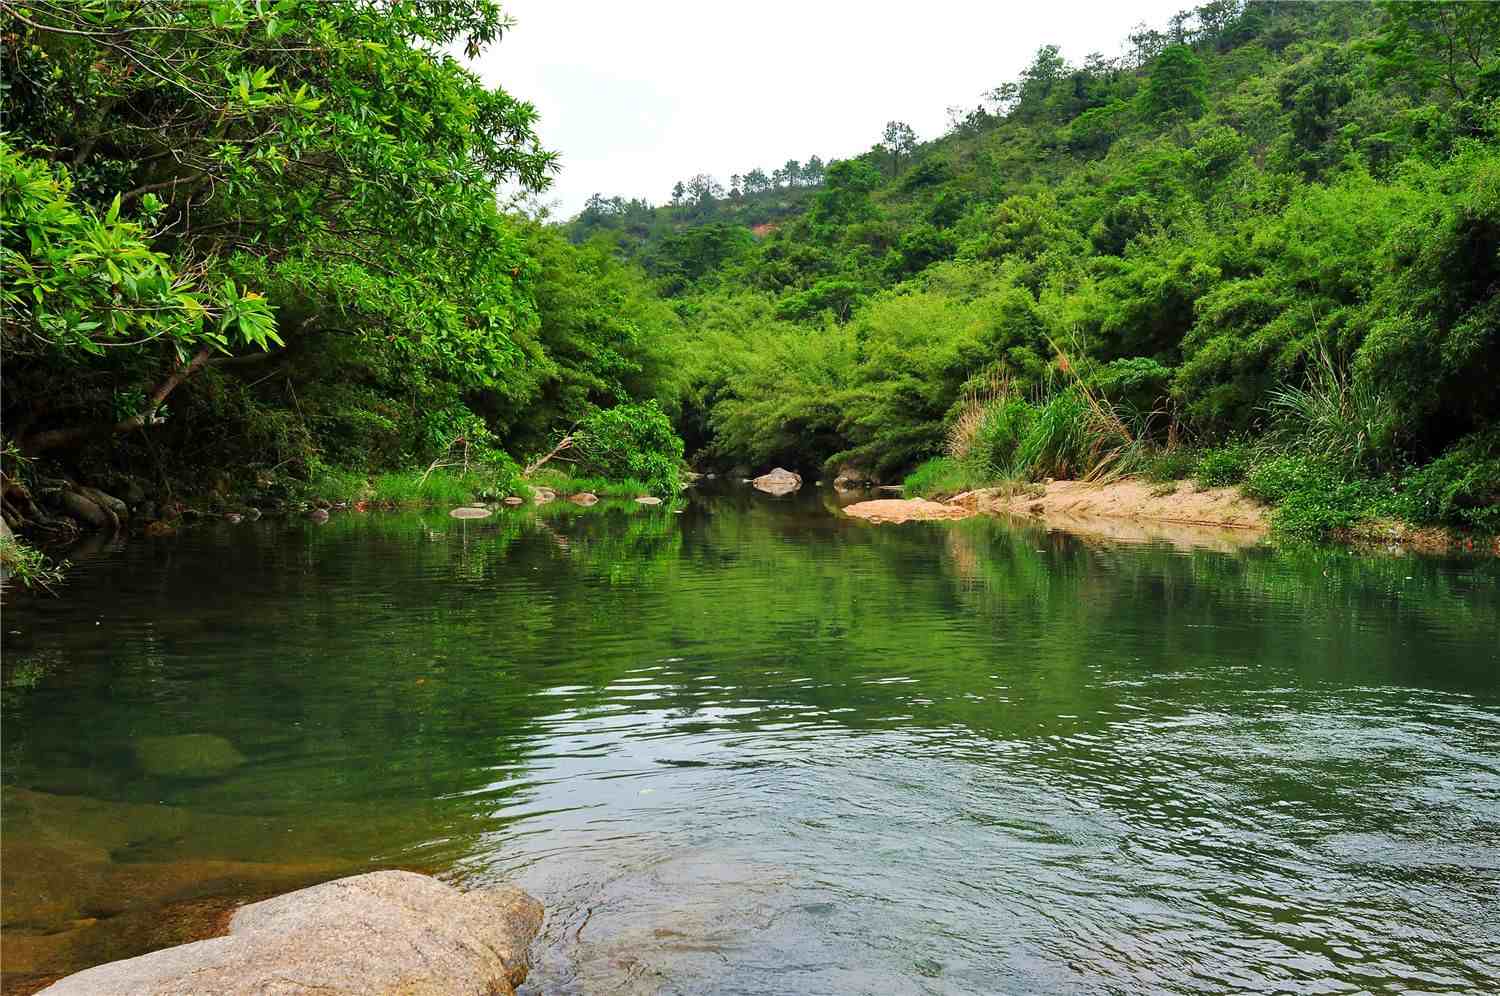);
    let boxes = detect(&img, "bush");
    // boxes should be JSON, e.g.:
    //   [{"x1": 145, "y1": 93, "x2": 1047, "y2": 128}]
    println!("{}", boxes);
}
[
  {"x1": 1395, "y1": 429, "x2": 1500, "y2": 531},
  {"x1": 575, "y1": 401, "x2": 685, "y2": 496},
  {"x1": 1145, "y1": 448, "x2": 1198, "y2": 482},
  {"x1": 1195, "y1": 441, "x2": 1252, "y2": 487},
  {"x1": 1243, "y1": 454, "x2": 1389, "y2": 537}
]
